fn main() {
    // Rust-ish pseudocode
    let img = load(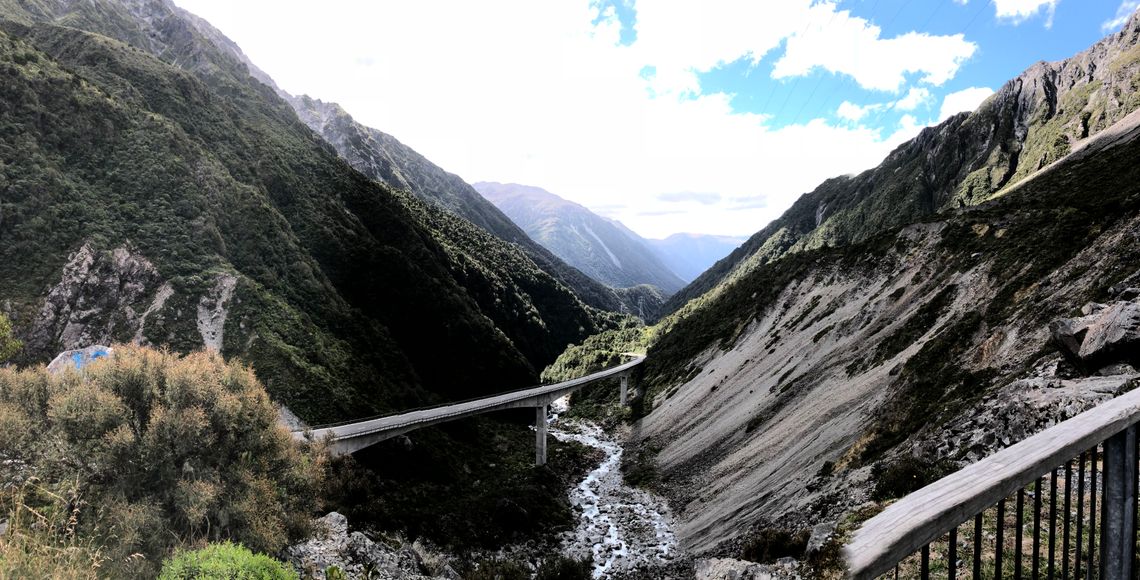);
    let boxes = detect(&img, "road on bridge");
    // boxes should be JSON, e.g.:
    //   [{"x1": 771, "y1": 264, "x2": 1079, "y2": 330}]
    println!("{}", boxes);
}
[{"x1": 294, "y1": 353, "x2": 645, "y2": 463}]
